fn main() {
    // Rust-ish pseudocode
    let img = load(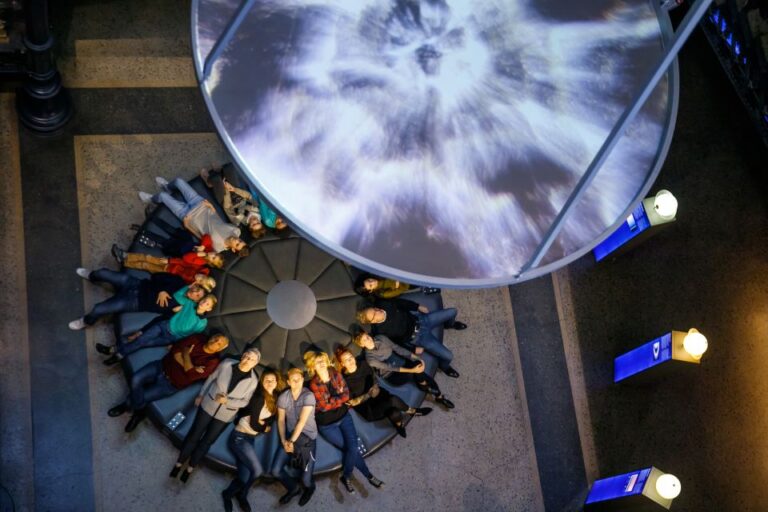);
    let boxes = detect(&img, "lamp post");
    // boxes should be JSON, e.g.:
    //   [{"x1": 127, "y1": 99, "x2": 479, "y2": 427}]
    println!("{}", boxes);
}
[{"x1": 15, "y1": 0, "x2": 72, "y2": 133}]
